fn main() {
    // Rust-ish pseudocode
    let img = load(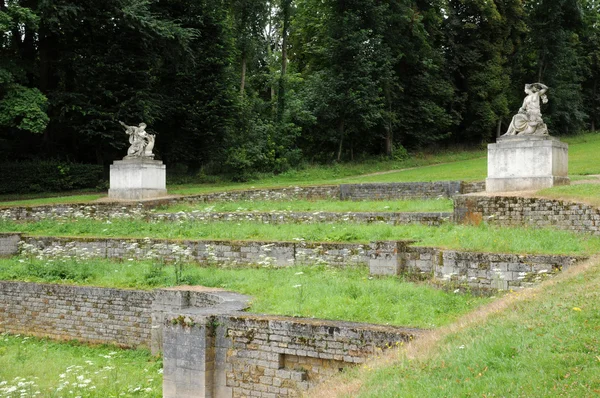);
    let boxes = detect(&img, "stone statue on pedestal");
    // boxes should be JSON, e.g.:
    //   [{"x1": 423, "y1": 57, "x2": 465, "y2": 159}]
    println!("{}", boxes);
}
[
  {"x1": 503, "y1": 83, "x2": 549, "y2": 136},
  {"x1": 119, "y1": 121, "x2": 155, "y2": 159}
]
